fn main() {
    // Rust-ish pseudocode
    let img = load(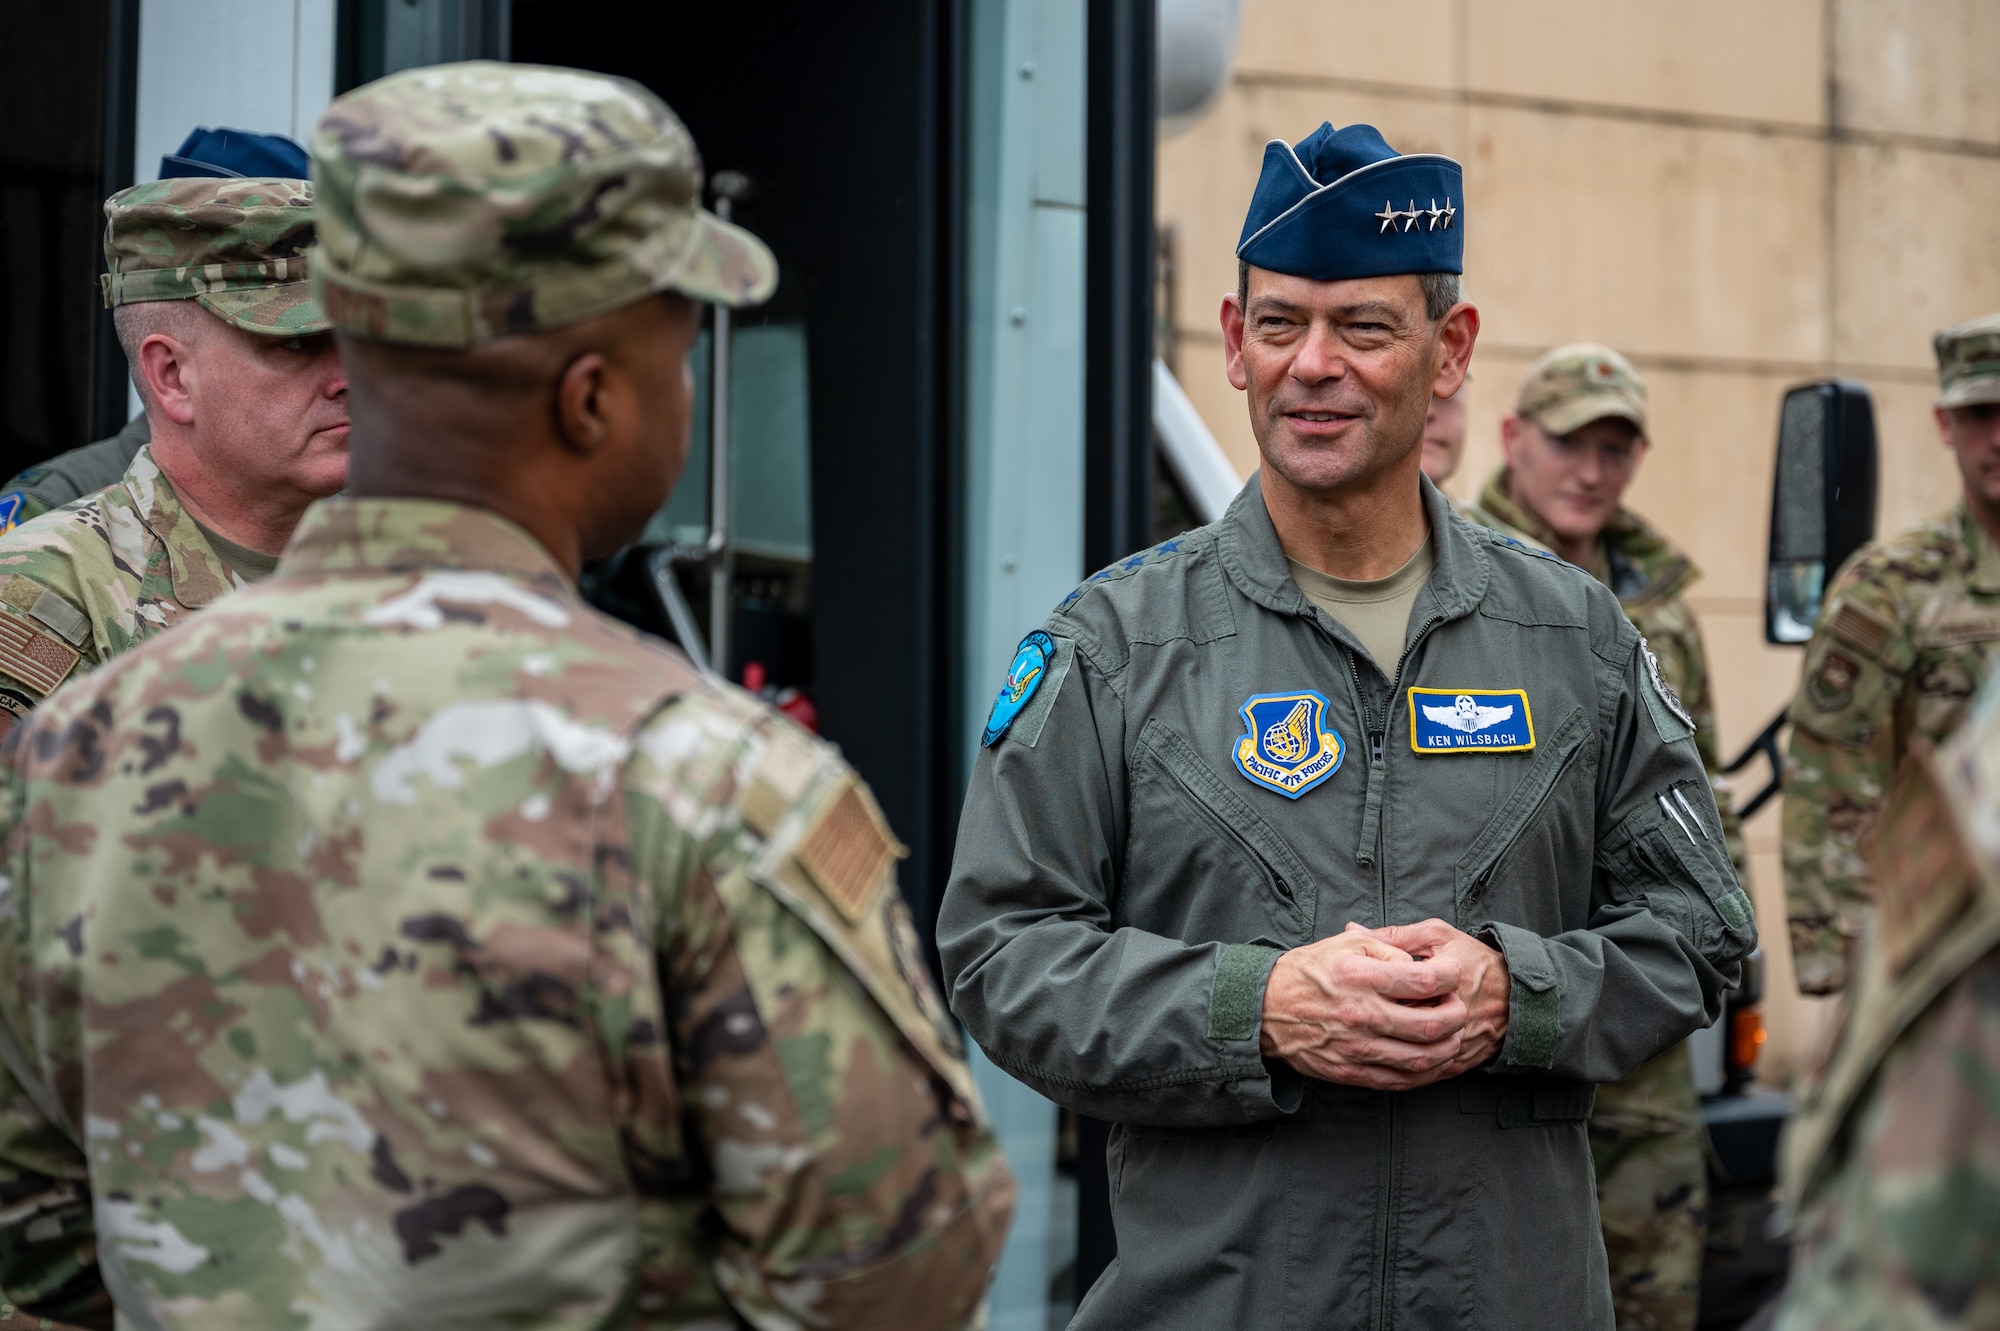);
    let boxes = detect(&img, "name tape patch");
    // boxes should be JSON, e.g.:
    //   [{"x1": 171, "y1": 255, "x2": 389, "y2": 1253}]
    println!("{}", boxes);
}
[
  {"x1": 1233, "y1": 690, "x2": 1343, "y2": 798},
  {"x1": 1408, "y1": 687, "x2": 1535, "y2": 754}
]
